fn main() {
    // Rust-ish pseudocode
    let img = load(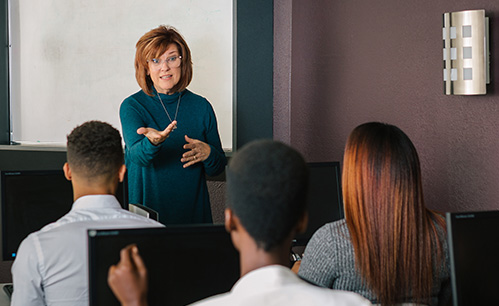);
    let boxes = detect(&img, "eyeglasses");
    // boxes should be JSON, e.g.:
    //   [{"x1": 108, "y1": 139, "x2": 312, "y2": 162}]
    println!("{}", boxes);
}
[{"x1": 148, "y1": 55, "x2": 182, "y2": 69}]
